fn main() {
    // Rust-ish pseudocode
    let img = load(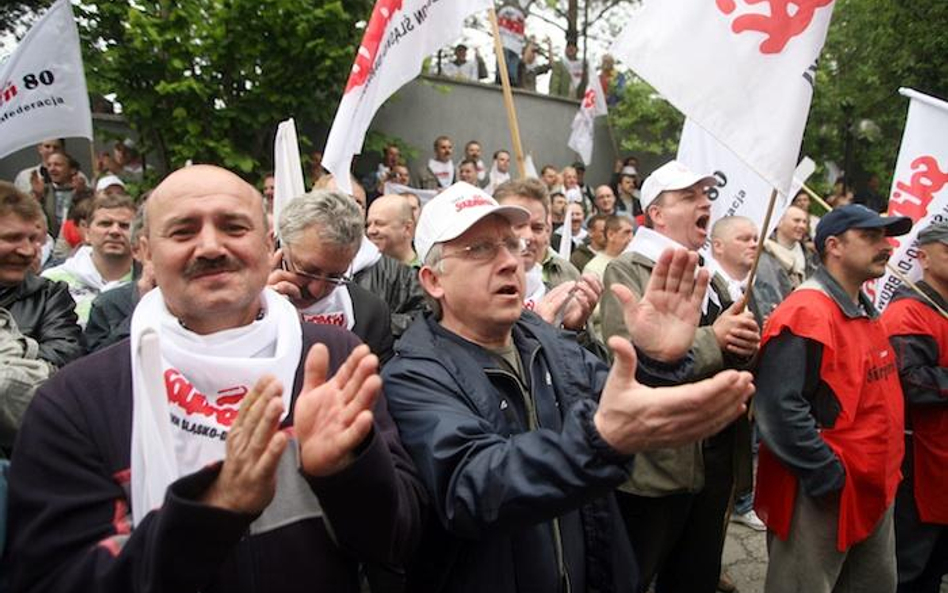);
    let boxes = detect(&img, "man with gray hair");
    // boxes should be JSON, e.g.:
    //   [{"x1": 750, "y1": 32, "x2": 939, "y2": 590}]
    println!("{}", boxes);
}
[
  {"x1": 269, "y1": 190, "x2": 395, "y2": 364},
  {"x1": 383, "y1": 181, "x2": 755, "y2": 592}
]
